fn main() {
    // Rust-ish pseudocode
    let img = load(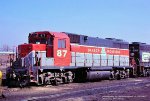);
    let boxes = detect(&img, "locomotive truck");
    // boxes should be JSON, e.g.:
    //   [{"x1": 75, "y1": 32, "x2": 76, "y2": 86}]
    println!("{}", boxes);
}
[{"x1": 6, "y1": 31, "x2": 150, "y2": 87}]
